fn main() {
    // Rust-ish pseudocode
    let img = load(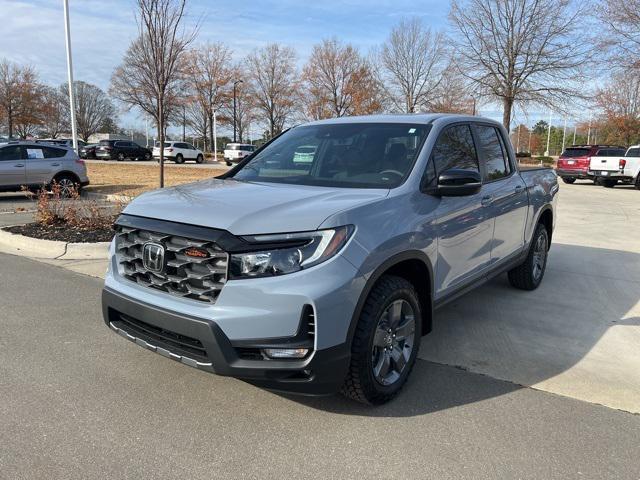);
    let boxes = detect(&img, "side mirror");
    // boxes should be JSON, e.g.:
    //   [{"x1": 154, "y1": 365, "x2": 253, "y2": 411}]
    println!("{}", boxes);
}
[{"x1": 434, "y1": 168, "x2": 482, "y2": 196}]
